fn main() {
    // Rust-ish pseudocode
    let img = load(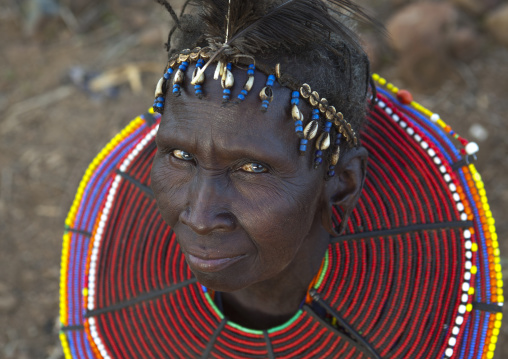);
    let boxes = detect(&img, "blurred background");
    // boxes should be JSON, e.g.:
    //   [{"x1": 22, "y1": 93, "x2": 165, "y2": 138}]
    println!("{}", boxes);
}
[{"x1": 0, "y1": 0, "x2": 506, "y2": 358}]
